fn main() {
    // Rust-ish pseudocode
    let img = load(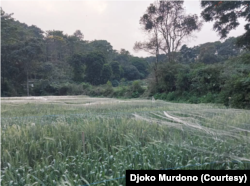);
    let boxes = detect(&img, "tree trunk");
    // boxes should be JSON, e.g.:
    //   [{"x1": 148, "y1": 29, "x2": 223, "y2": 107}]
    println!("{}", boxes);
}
[
  {"x1": 2, "y1": 68, "x2": 5, "y2": 84},
  {"x1": 155, "y1": 31, "x2": 159, "y2": 86},
  {"x1": 155, "y1": 56, "x2": 159, "y2": 85},
  {"x1": 26, "y1": 70, "x2": 29, "y2": 96}
]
